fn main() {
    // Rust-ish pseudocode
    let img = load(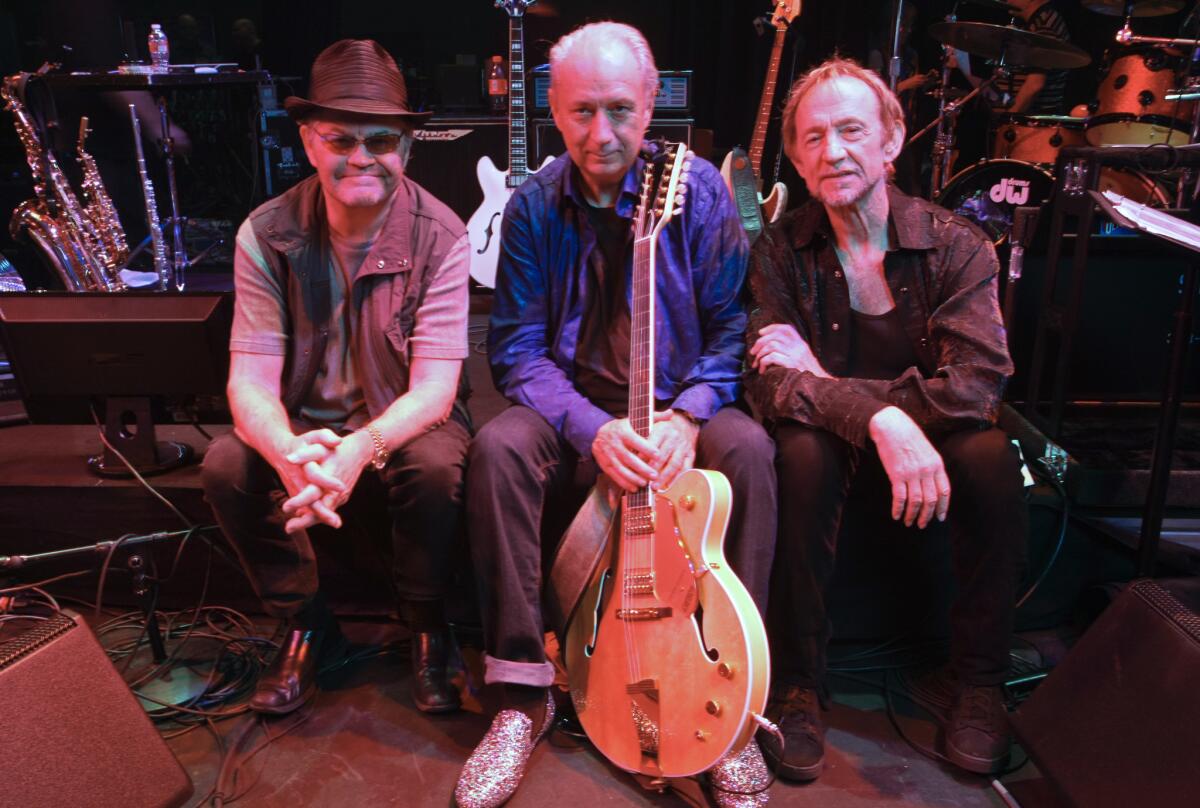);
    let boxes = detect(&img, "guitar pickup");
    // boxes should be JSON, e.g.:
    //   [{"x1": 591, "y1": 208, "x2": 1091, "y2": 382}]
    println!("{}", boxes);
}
[
  {"x1": 623, "y1": 572, "x2": 655, "y2": 595},
  {"x1": 616, "y1": 607, "x2": 672, "y2": 621}
]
